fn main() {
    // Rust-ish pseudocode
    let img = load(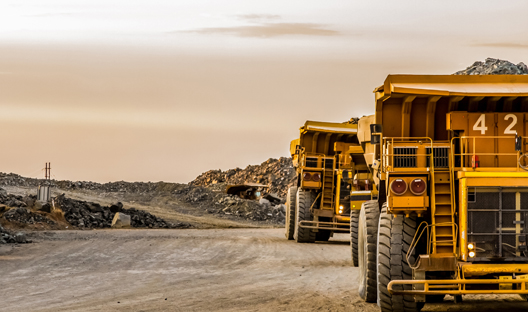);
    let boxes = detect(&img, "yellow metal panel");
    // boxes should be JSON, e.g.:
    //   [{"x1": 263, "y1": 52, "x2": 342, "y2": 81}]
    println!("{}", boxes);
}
[
  {"x1": 390, "y1": 196, "x2": 428, "y2": 208},
  {"x1": 301, "y1": 120, "x2": 358, "y2": 134},
  {"x1": 357, "y1": 114, "x2": 375, "y2": 144},
  {"x1": 378, "y1": 75, "x2": 528, "y2": 98},
  {"x1": 462, "y1": 263, "x2": 528, "y2": 277},
  {"x1": 458, "y1": 171, "x2": 528, "y2": 178},
  {"x1": 290, "y1": 139, "x2": 300, "y2": 156},
  {"x1": 301, "y1": 181, "x2": 321, "y2": 189},
  {"x1": 350, "y1": 201, "x2": 364, "y2": 210},
  {"x1": 459, "y1": 178, "x2": 468, "y2": 262}
]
